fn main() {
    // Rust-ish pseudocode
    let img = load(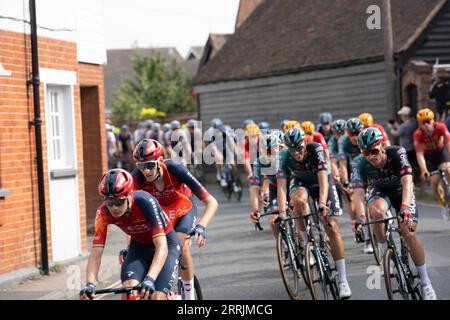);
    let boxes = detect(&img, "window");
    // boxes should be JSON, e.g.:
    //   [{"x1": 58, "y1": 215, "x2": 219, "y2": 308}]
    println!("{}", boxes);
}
[{"x1": 48, "y1": 88, "x2": 65, "y2": 166}]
